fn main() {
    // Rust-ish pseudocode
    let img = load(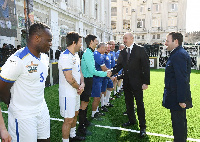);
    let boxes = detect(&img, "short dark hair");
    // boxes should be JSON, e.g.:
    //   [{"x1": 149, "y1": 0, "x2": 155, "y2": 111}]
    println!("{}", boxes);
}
[
  {"x1": 66, "y1": 32, "x2": 82, "y2": 46},
  {"x1": 85, "y1": 34, "x2": 97, "y2": 47},
  {"x1": 168, "y1": 32, "x2": 183, "y2": 46},
  {"x1": 29, "y1": 22, "x2": 50, "y2": 37}
]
